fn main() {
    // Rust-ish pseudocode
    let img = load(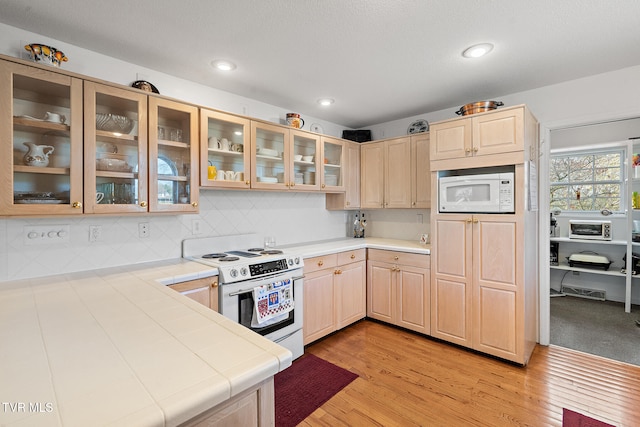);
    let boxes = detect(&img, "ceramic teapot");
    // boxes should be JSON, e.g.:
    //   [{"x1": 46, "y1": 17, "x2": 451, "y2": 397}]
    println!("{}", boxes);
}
[{"x1": 23, "y1": 142, "x2": 54, "y2": 167}]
